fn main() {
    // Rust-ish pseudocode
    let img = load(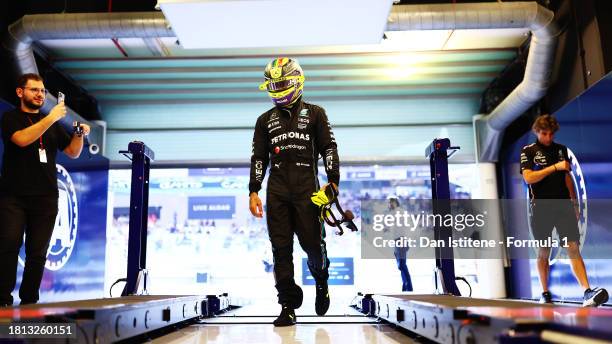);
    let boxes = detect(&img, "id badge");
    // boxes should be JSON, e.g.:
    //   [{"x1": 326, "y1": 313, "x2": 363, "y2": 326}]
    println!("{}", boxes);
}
[{"x1": 39, "y1": 148, "x2": 48, "y2": 163}]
